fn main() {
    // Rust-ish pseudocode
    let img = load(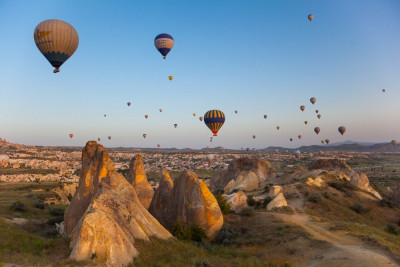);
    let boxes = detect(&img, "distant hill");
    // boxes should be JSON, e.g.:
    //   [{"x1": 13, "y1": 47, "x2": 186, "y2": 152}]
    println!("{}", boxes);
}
[{"x1": 327, "y1": 140, "x2": 377, "y2": 146}]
